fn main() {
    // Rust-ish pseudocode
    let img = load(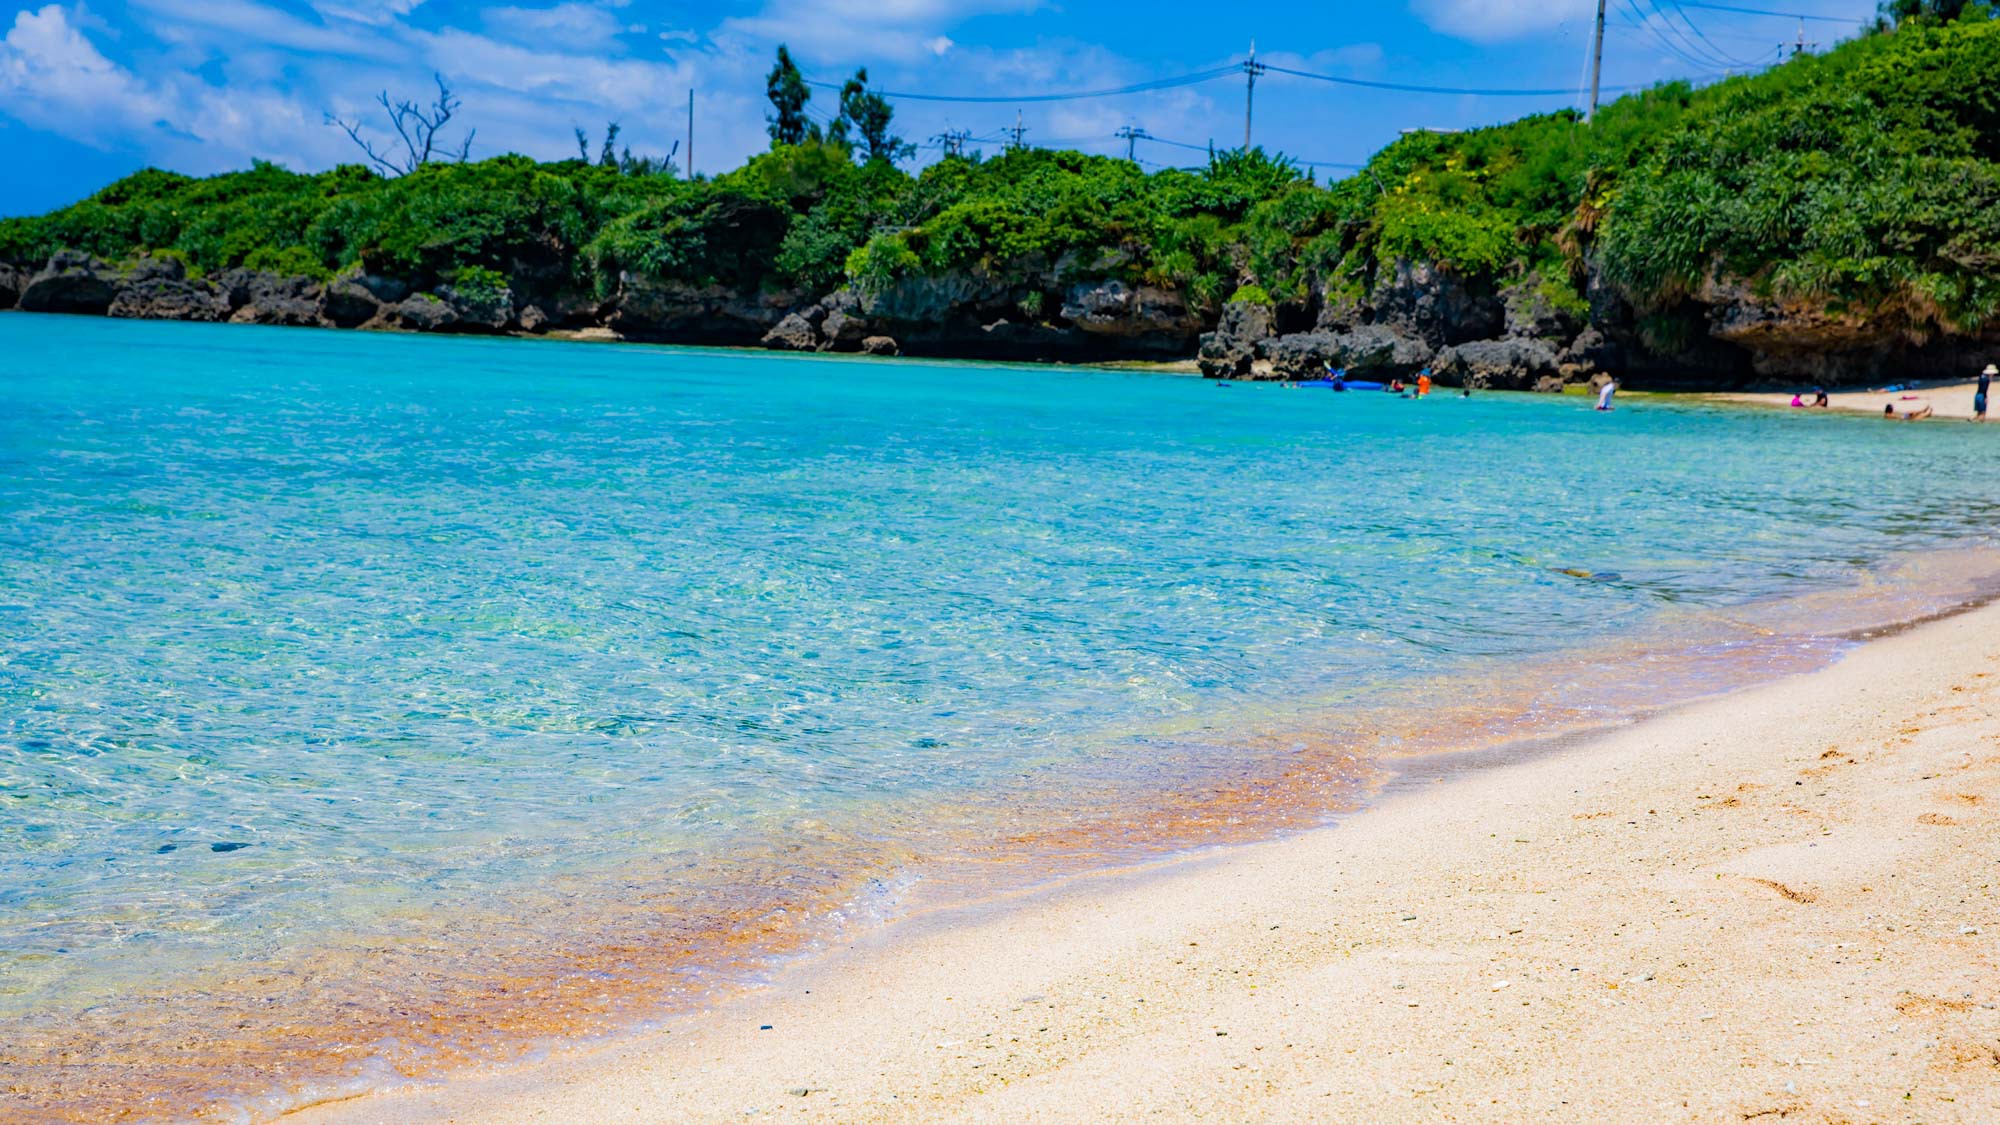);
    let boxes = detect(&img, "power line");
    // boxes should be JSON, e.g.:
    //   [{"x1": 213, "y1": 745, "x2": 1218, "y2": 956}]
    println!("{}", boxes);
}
[
  {"x1": 803, "y1": 66, "x2": 1238, "y2": 104},
  {"x1": 1261, "y1": 62, "x2": 1650, "y2": 97},
  {"x1": 1617, "y1": 0, "x2": 1734, "y2": 72},
  {"x1": 1676, "y1": 1, "x2": 1860, "y2": 21},
  {"x1": 1656, "y1": 0, "x2": 1767, "y2": 69},
  {"x1": 1640, "y1": 0, "x2": 1744, "y2": 69}
]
